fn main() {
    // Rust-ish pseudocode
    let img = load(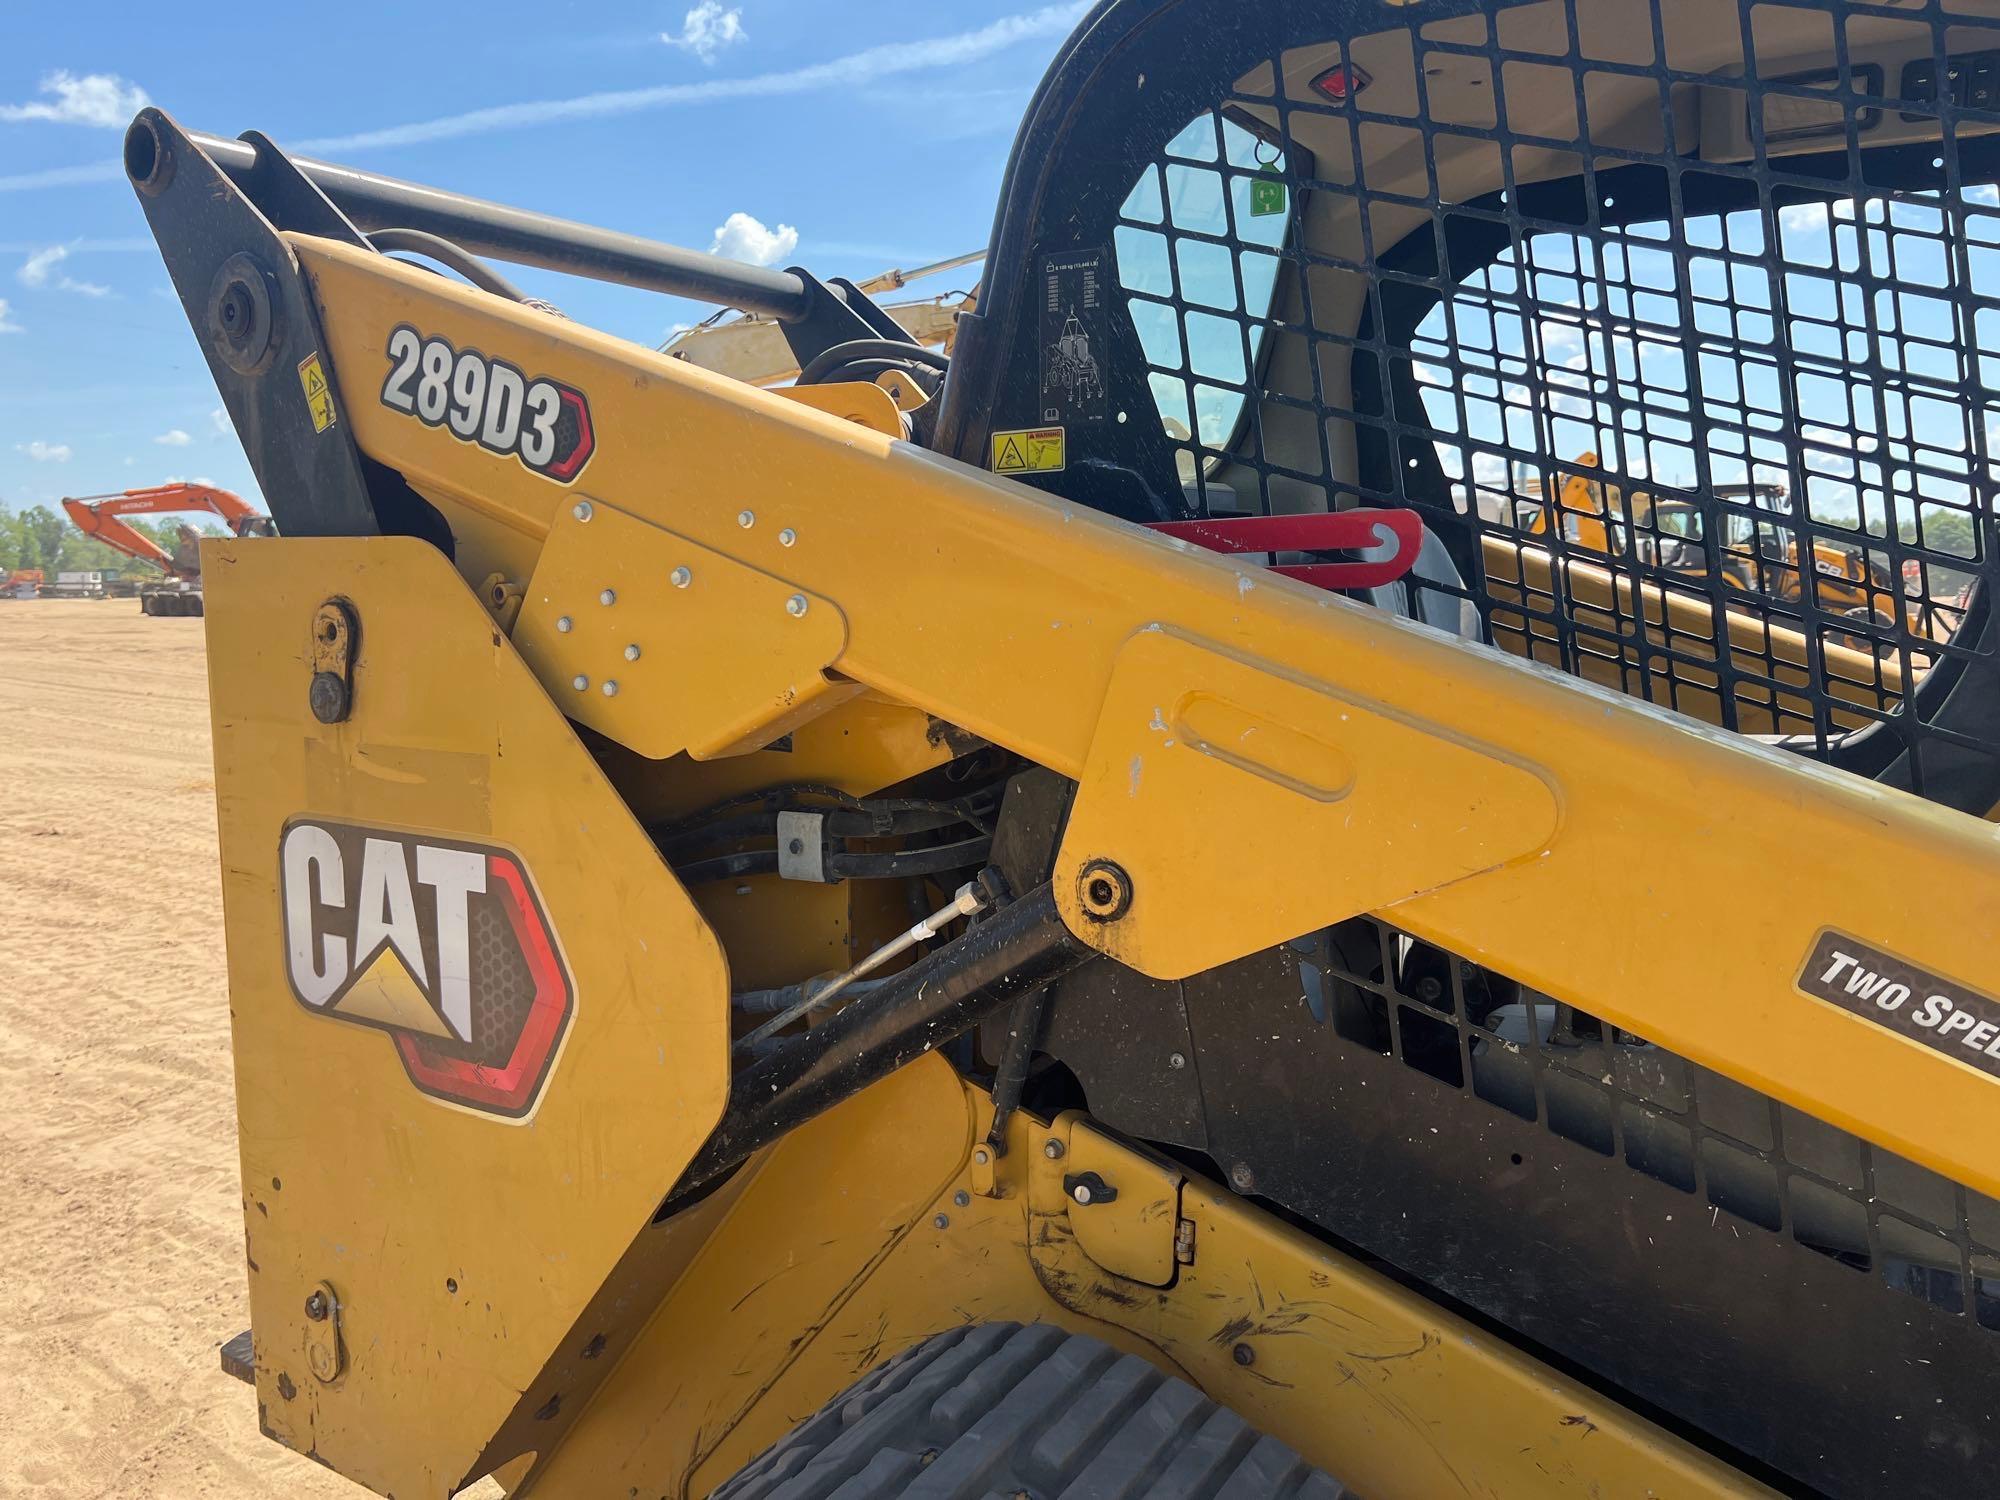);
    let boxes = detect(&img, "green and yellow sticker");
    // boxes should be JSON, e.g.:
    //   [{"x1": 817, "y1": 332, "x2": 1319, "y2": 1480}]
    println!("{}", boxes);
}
[
  {"x1": 991, "y1": 426, "x2": 1066, "y2": 476},
  {"x1": 297, "y1": 352, "x2": 336, "y2": 434}
]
